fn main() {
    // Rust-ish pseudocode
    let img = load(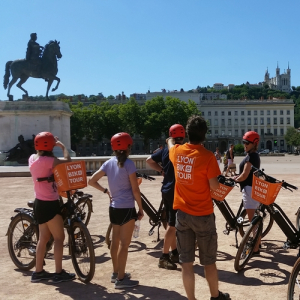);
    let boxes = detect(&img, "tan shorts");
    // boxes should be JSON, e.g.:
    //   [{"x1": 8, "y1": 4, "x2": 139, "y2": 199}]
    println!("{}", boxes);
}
[{"x1": 176, "y1": 210, "x2": 217, "y2": 265}]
